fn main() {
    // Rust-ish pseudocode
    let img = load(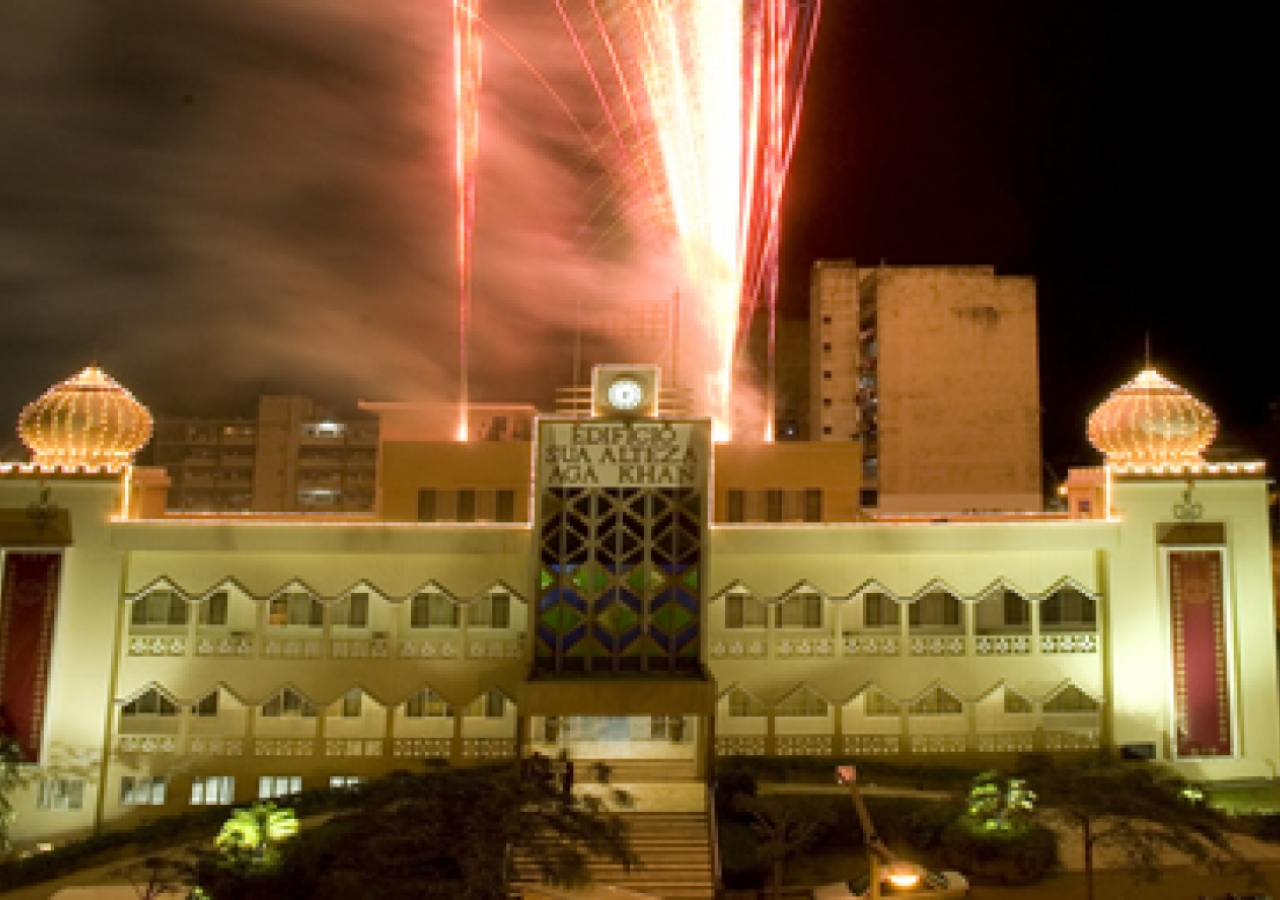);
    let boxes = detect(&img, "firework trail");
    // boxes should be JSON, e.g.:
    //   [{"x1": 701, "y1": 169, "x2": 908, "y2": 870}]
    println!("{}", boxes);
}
[
  {"x1": 454, "y1": 0, "x2": 482, "y2": 440},
  {"x1": 556, "y1": 0, "x2": 822, "y2": 437}
]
